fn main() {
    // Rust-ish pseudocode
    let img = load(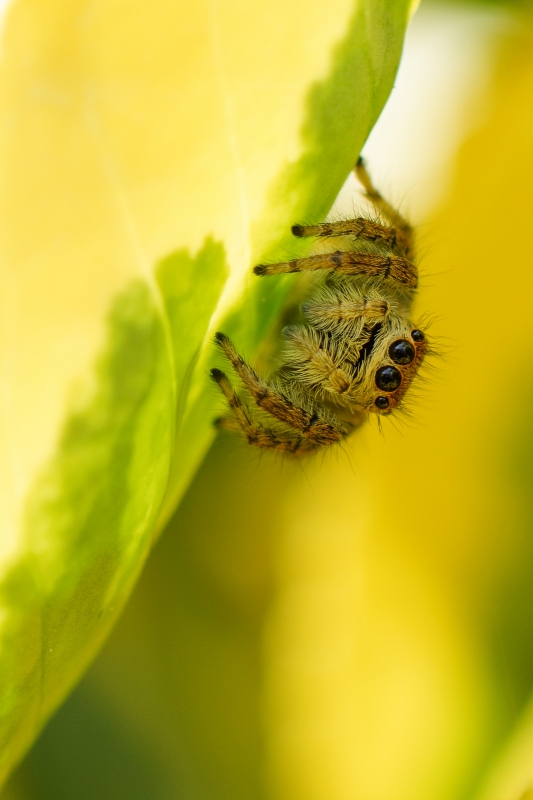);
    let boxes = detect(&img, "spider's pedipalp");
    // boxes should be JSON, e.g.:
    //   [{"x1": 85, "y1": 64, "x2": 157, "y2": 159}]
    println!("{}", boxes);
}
[{"x1": 281, "y1": 325, "x2": 354, "y2": 397}]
